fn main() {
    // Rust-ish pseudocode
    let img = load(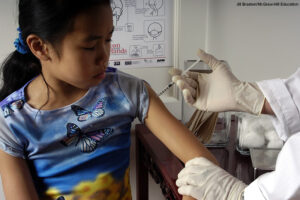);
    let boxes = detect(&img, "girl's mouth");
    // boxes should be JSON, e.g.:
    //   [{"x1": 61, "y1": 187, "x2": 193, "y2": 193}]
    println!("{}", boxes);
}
[{"x1": 94, "y1": 72, "x2": 106, "y2": 79}]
